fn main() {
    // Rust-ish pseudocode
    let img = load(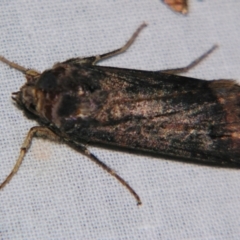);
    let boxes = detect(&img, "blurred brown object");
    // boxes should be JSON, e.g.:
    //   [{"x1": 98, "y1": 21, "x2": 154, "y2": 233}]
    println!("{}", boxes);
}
[{"x1": 162, "y1": 0, "x2": 188, "y2": 14}]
